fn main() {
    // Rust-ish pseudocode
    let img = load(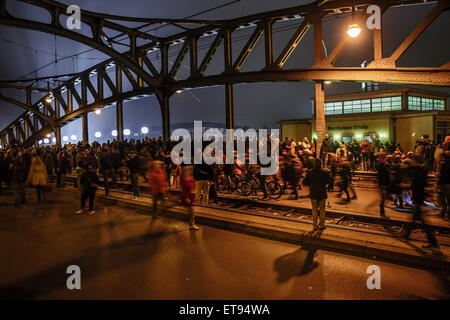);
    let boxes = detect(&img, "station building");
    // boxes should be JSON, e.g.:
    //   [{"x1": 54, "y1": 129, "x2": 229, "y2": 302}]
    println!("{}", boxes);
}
[{"x1": 280, "y1": 87, "x2": 449, "y2": 152}]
